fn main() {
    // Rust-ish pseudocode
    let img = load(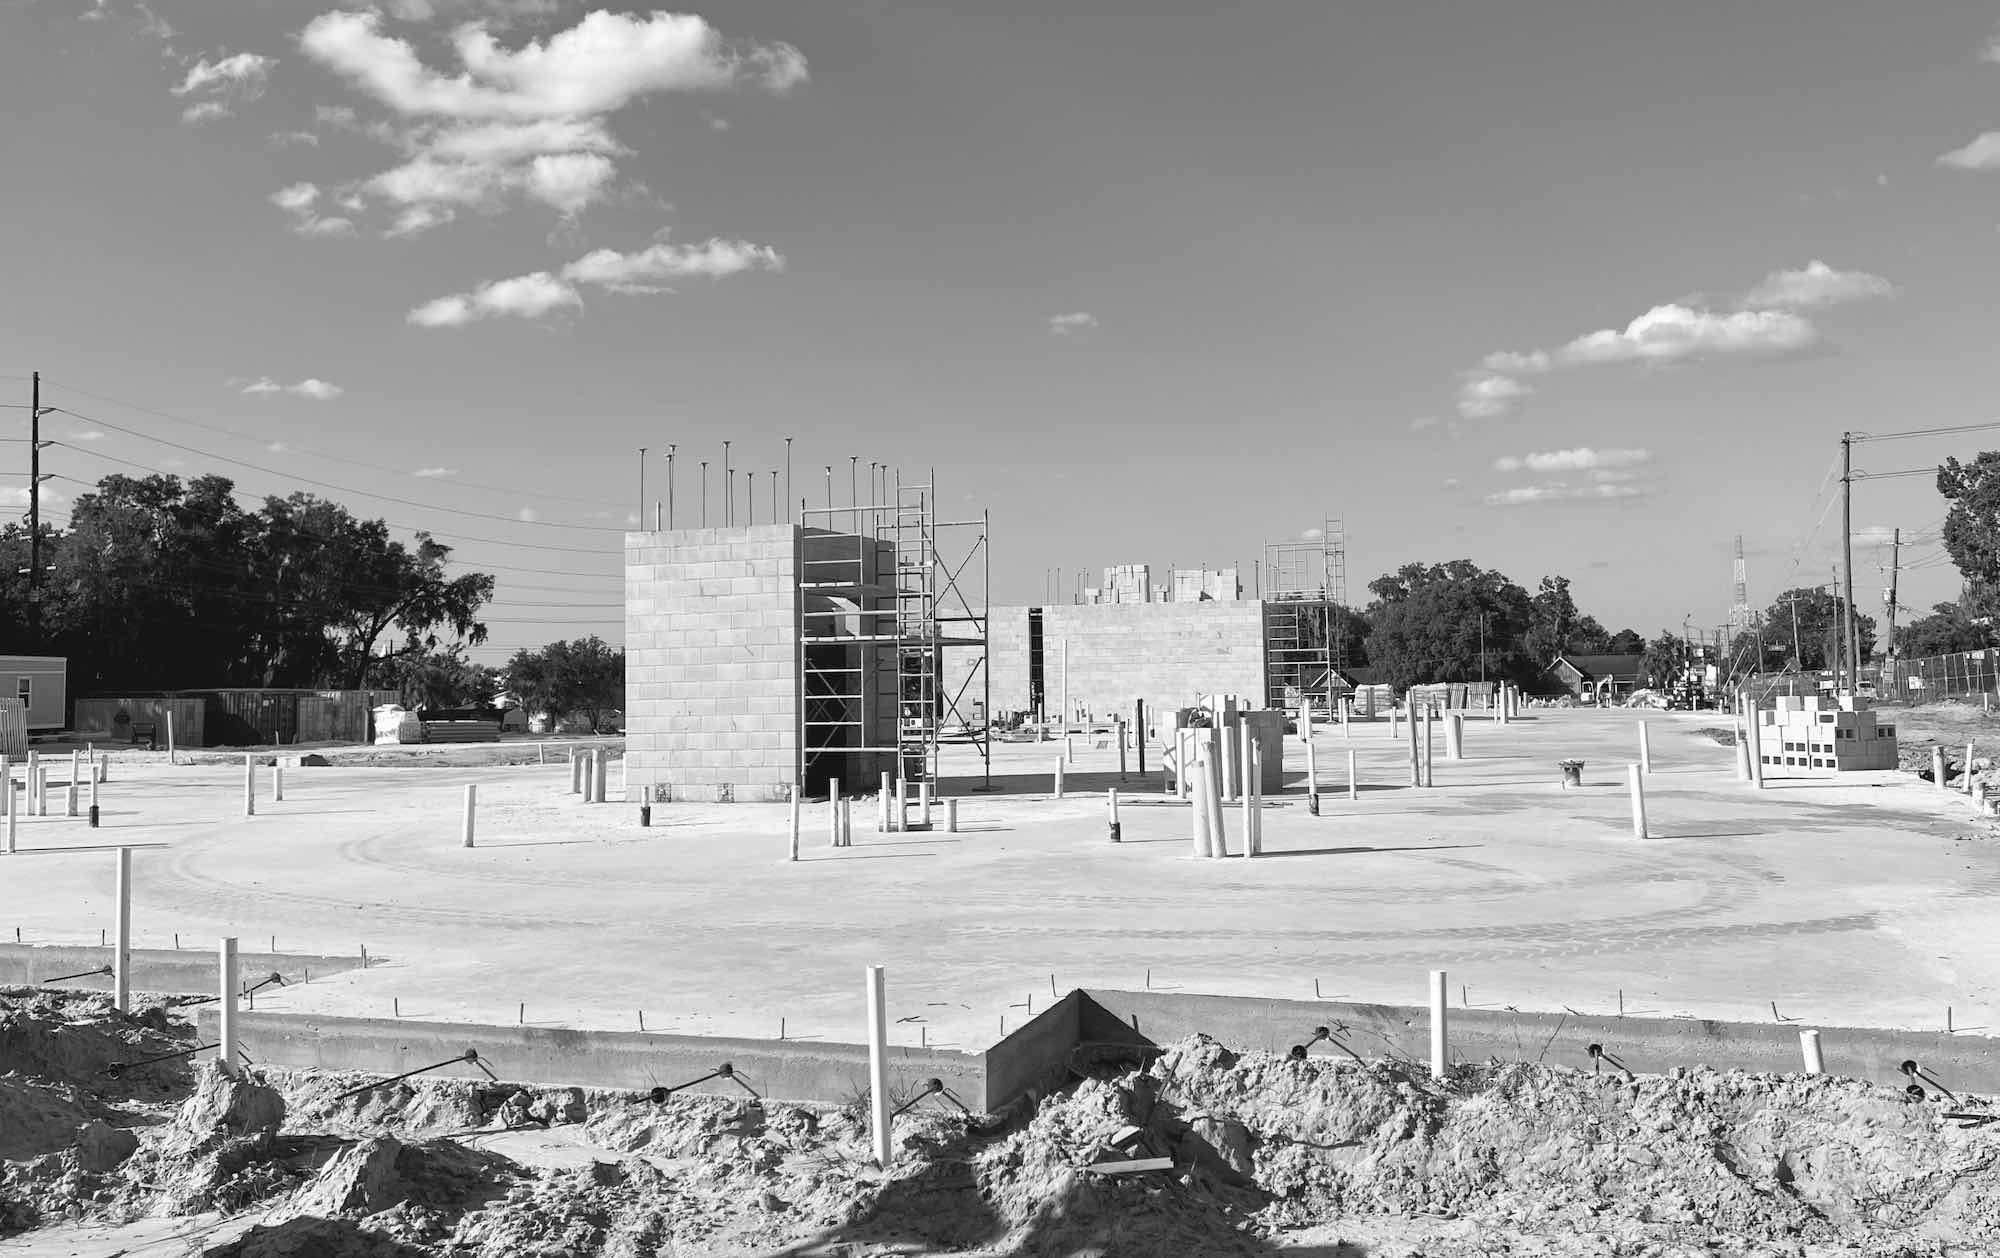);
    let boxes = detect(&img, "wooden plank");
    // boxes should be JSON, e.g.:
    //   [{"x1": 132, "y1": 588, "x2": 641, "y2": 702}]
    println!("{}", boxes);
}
[{"x1": 1083, "y1": 1157, "x2": 1175, "y2": 1176}]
